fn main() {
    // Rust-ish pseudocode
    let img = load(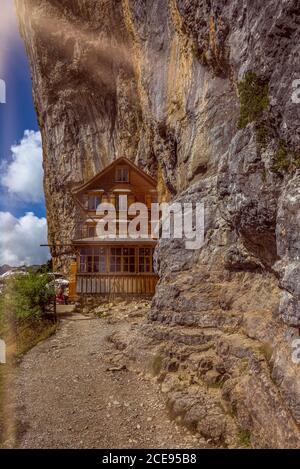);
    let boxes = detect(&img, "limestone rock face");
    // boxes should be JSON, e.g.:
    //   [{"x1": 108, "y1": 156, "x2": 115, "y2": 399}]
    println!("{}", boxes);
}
[{"x1": 16, "y1": 0, "x2": 300, "y2": 447}]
